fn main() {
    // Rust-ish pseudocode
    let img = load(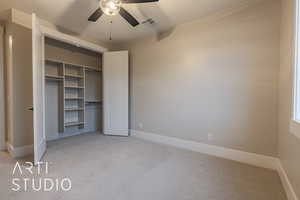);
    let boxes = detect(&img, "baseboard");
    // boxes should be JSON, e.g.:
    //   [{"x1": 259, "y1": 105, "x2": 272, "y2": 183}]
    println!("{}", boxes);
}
[
  {"x1": 276, "y1": 160, "x2": 299, "y2": 200},
  {"x1": 104, "y1": 129, "x2": 129, "y2": 137},
  {"x1": 131, "y1": 130, "x2": 278, "y2": 170},
  {"x1": 6, "y1": 142, "x2": 14, "y2": 155},
  {"x1": 131, "y1": 130, "x2": 298, "y2": 200},
  {"x1": 6, "y1": 142, "x2": 33, "y2": 158}
]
